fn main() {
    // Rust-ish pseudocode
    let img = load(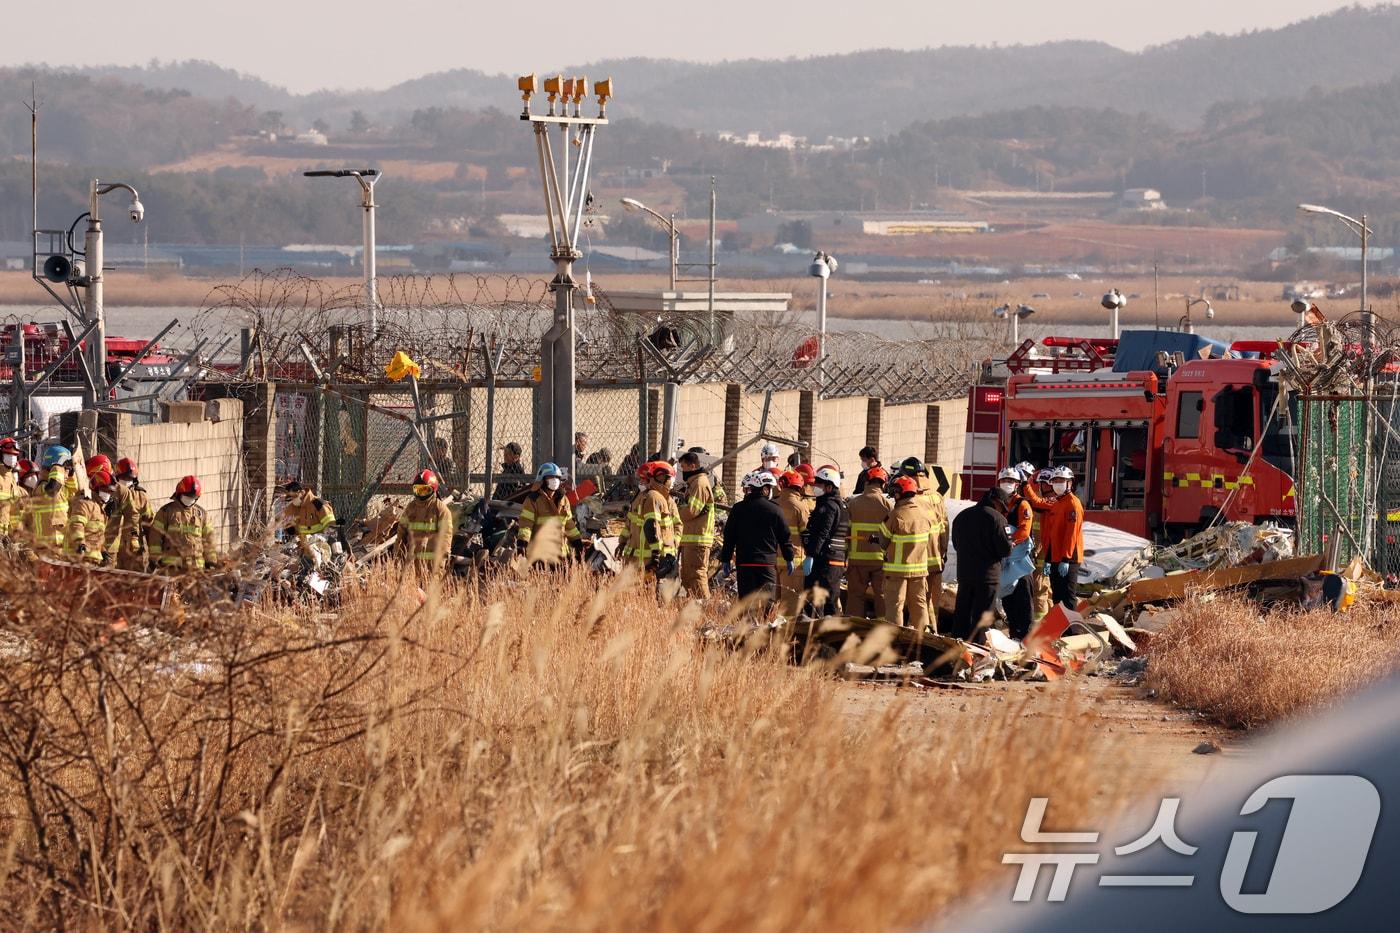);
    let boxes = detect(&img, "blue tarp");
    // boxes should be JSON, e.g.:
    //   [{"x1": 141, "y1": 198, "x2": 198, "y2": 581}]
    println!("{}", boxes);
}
[{"x1": 1112, "y1": 329, "x2": 1232, "y2": 376}]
